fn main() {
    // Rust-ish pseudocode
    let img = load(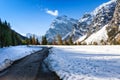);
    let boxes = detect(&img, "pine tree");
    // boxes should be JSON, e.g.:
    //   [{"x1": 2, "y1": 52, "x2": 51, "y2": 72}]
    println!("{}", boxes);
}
[
  {"x1": 0, "y1": 22, "x2": 4, "y2": 48},
  {"x1": 68, "y1": 37, "x2": 73, "y2": 45},
  {"x1": 11, "y1": 31, "x2": 17, "y2": 46},
  {"x1": 15, "y1": 34, "x2": 22, "y2": 45},
  {"x1": 63, "y1": 40, "x2": 69, "y2": 45},
  {"x1": 32, "y1": 35, "x2": 36, "y2": 45},
  {"x1": 2, "y1": 21, "x2": 12, "y2": 46},
  {"x1": 36, "y1": 38, "x2": 39, "y2": 45},
  {"x1": 42, "y1": 36, "x2": 47, "y2": 45},
  {"x1": 29, "y1": 36, "x2": 32, "y2": 45},
  {"x1": 0, "y1": 19, "x2": 2, "y2": 47},
  {"x1": 25, "y1": 38, "x2": 30, "y2": 45},
  {"x1": 57, "y1": 34, "x2": 63, "y2": 45}
]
